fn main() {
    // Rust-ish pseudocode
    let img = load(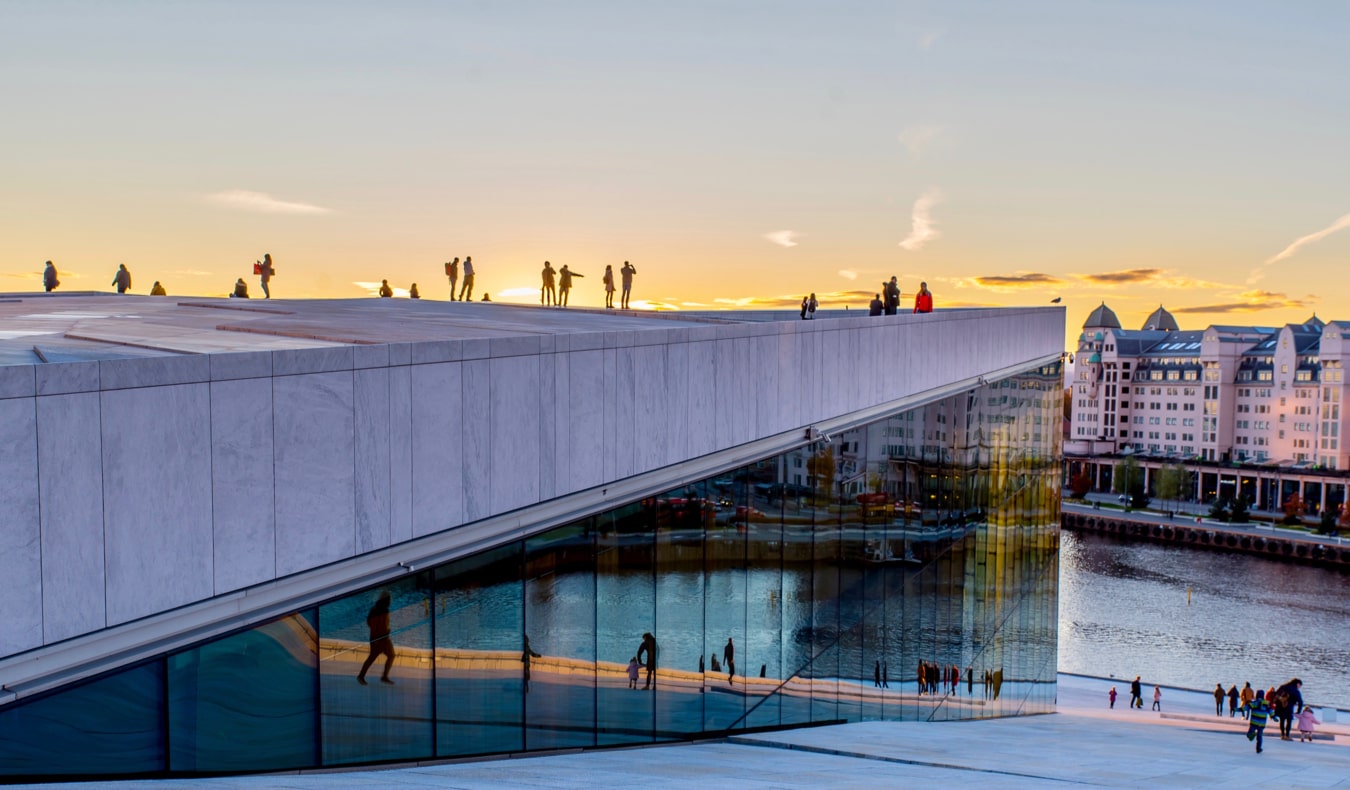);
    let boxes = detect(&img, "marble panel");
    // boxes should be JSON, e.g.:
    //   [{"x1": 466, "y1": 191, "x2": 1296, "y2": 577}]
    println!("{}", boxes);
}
[
  {"x1": 209, "y1": 377, "x2": 276, "y2": 594},
  {"x1": 489, "y1": 355, "x2": 541, "y2": 513},
  {"x1": 687, "y1": 340, "x2": 718, "y2": 457},
  {"x1": 461, "y1": 338, "x2": 490, "y2": 360},
  {"x1": 613, "y1": 347, "x2": 636, "y2": 477},
  {"x1": 570, "y1": 332, "x2": 604, "y2": 352},
  {"x1": 0, "y1": 398, "x2": 43, "y2": 655},
  {"x1": 777, "y1": 332, "x2": 802, "y2": 431},
  {"x1": 662, "y1": 342, "x2": 690, "y2": 468},
  {"x1": 35, "y1": 361, "x2": 99, "y2": 396},
  {"x1": 98, "y1": 355, "x2": 210, "y2": 390},
  {"x1": 354, "y1": 368, "x2": 392, "y2": 553},
  {"x1": 602, "y1": 347, "x2": 618, "y2": 482},
  {"x1": 712, "y1": 339, "x2": 734, "y2": 451},
  {"x1": 539, "y1": 334, "x2": 555, "y2": 354},
  {"x1": 352, "y1": 343, "x2": 390, "y2": 370},
  {"x1": 489, "y1": 335, "x2": 539, "y2": 358},
  {"x1": 566, "y1": 350, "x2": 605, "y2": 492},
  {"x1": 413, "y1": 362, "x2": 466, "y2": 534},
  {"x1": 0, "y1": 365, "x2": 36, "y2": 399},
  {"x1": 389, "y1": 365, "x2": 413, "y2": 543},
  {"x1": 272, "y1": 346, "x2": 354, "y2": 377},
  {"x1": 273, "y1": 371, "x2": 356, "y2": 576},
  {"x1": 101, "y1": 383, "x2": 214, "y2": 625},
  {"x1": 210, "y1": 350, "x2": 272, "y2": 381},
  {"x1": 750, "y1": 335, "x2": 776, "y2": 436},
  {"x1": 410, "y1": 340, "x2": 462, "y2": 365},
  {"x1": 551, "y1": 355, "x2": 571, "y2": 494},
  {"x1": 388, "y1": 343, "x2": 412, "y2": 366},
  {"x1": 537, "y1": 354, "x2": 556, "y2": 501},
  {"x1": 36, "y1": 392, "x2": 107, "y2": 642},
  {"x1": 731, "y1": 336, "x2": 754, "y2": 447},
  {"x1": 632, "y1": 344, "x2": 667, "y2": 474}
]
